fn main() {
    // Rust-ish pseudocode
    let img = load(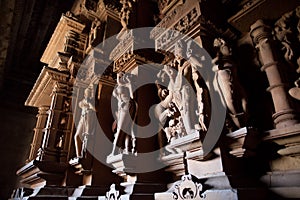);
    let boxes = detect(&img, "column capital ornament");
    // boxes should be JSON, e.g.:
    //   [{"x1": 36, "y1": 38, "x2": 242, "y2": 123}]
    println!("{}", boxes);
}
[{"x1": 250, "y1": 19, "x2": 273, "y2": 45}]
